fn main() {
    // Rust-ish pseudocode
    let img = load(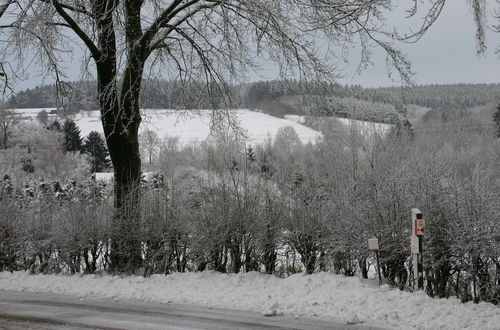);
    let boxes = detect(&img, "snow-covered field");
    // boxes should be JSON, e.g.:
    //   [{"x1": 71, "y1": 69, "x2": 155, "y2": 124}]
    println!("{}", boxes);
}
[
  {"x1": 14, "y1": 108, "x2": 57, "y2": 117},
  {"x1": 285, "y1": 114, "x2": 392, "y2": 136},
  {"x1": 334, "y1": 117, "x2": 392, "y2": 136},
  {"x1": 0, "y1": 271, "x2": 498, "y2": 330},
  {"x1": 14, "y1": 108, "x2": 322, "y2": 145},
  {"x1": 15, "y1": 108, "x2": 393, "y2": 145}
]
